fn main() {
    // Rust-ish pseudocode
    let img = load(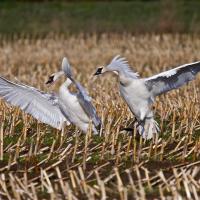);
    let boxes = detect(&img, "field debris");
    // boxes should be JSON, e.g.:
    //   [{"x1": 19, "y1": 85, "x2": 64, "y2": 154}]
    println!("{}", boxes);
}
[{"x1": 0, "y1": 34, "x2": 199, "y2": 199}]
